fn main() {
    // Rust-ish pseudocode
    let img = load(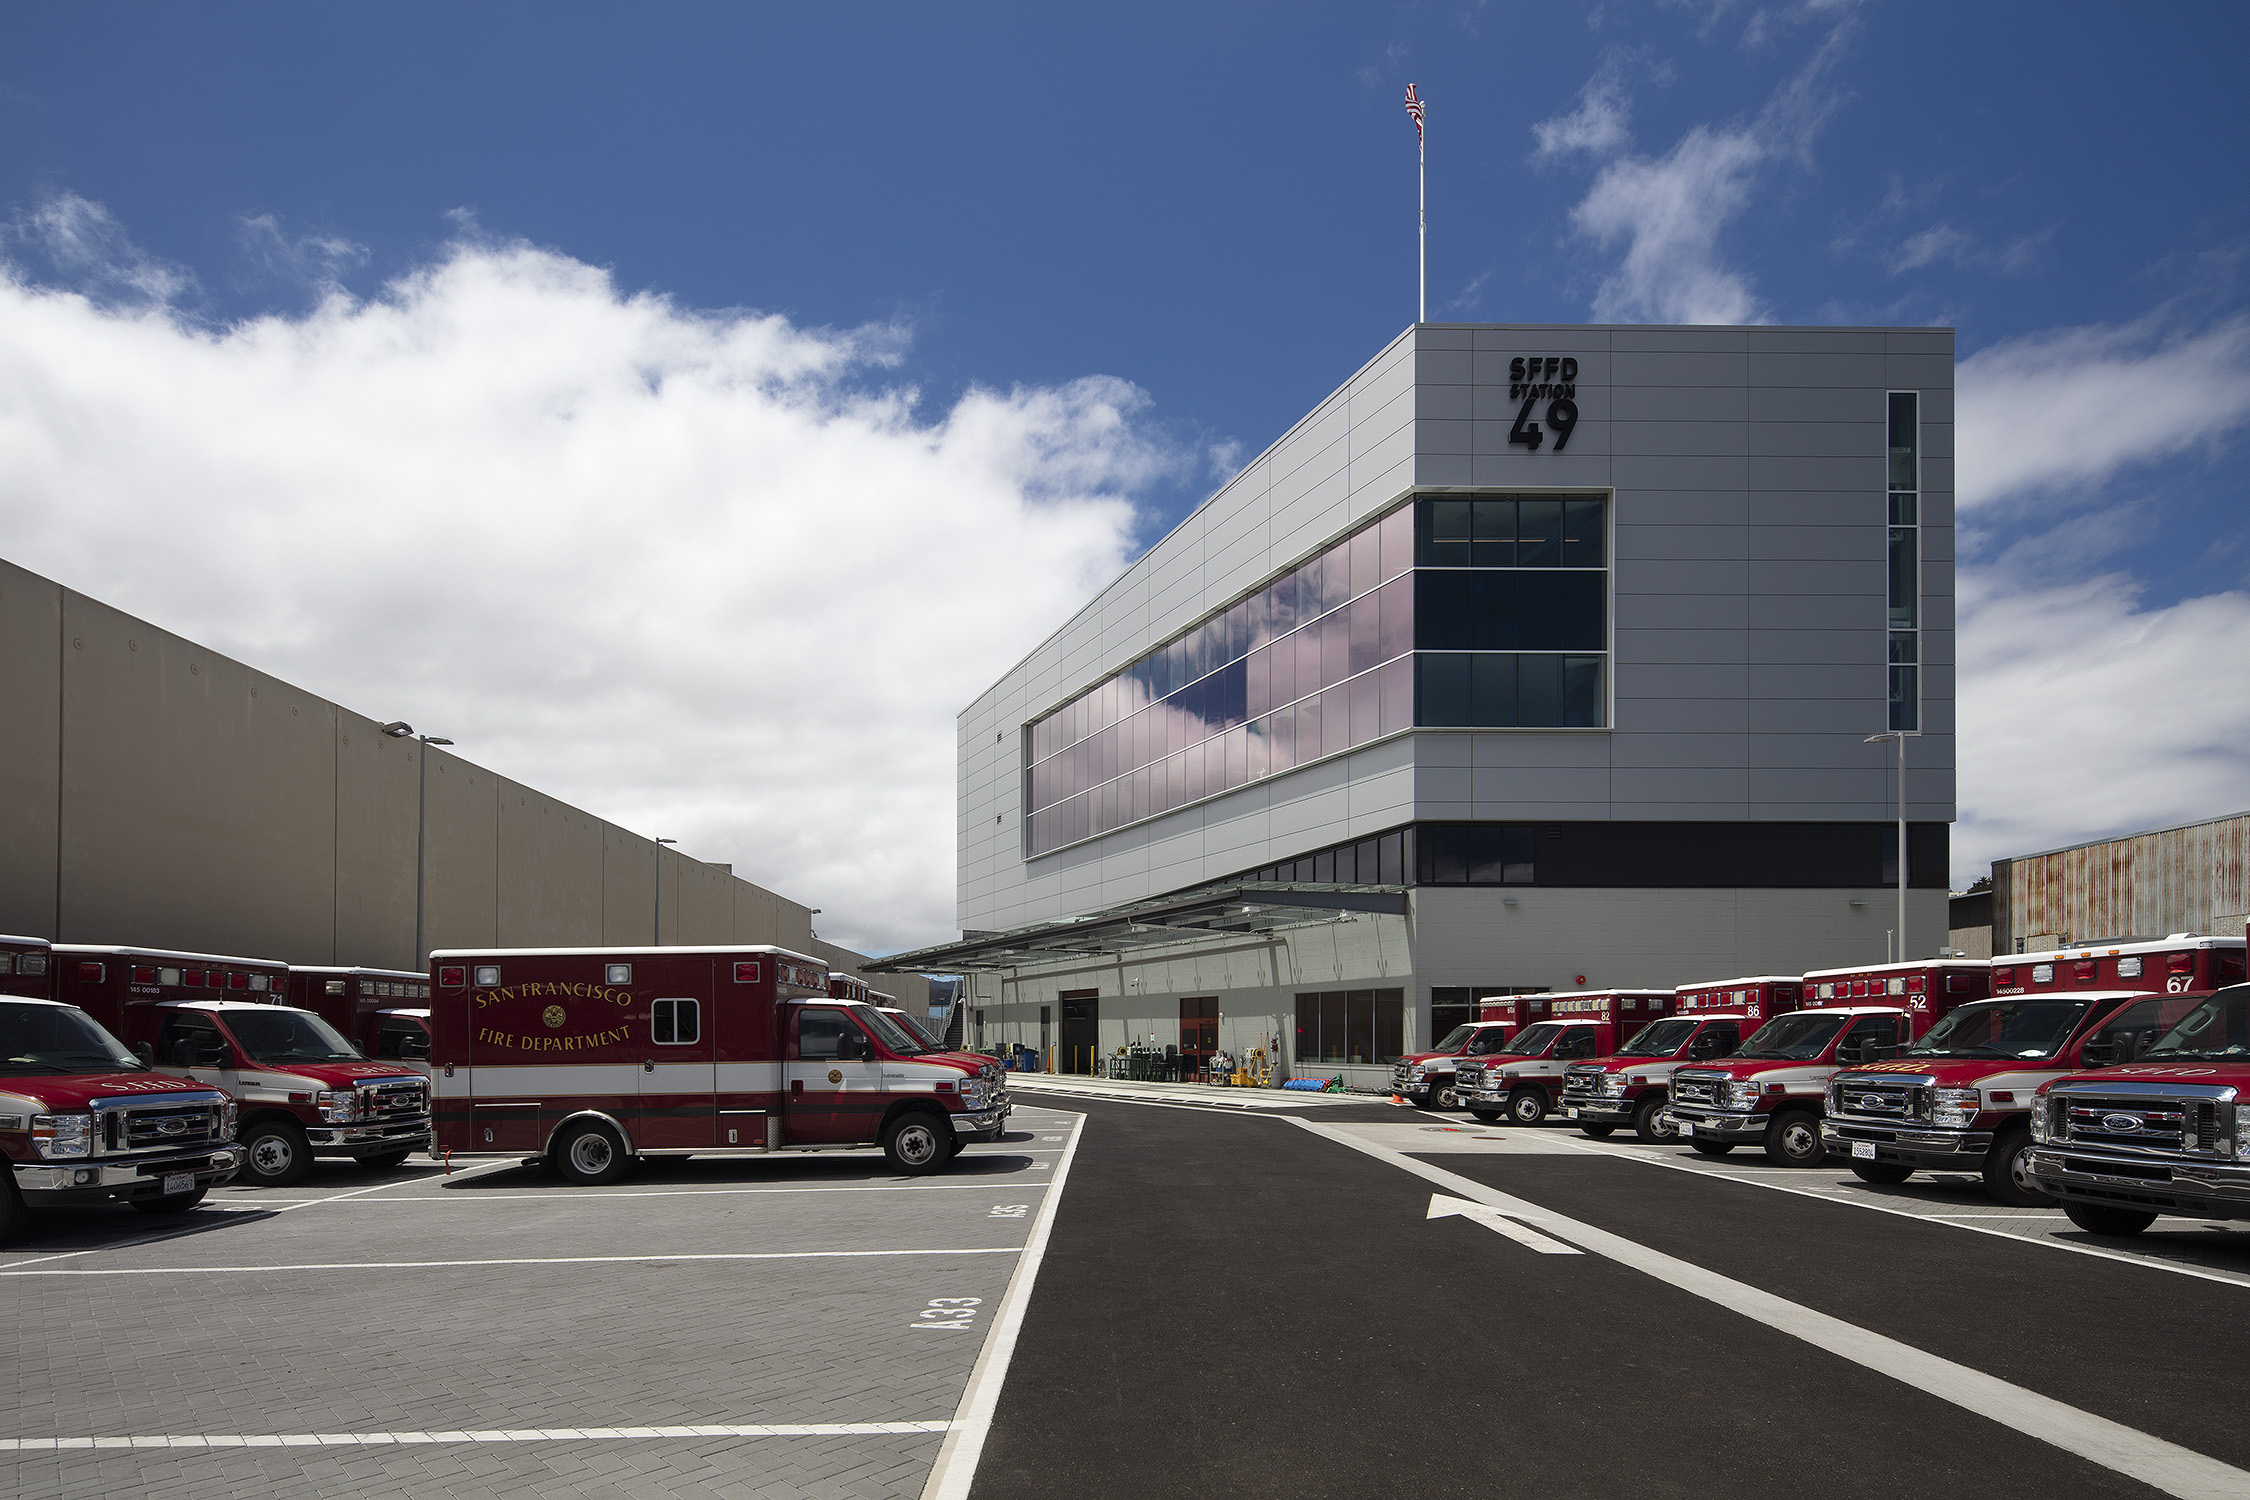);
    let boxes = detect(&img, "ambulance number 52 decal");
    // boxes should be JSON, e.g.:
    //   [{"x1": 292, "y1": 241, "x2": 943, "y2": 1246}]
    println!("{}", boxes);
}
[{"x1": 911, "y1": 1297, "x2": 982, "y2": 1332}]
